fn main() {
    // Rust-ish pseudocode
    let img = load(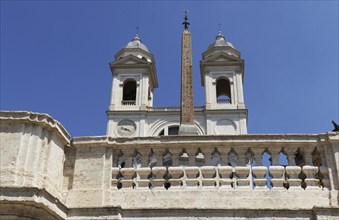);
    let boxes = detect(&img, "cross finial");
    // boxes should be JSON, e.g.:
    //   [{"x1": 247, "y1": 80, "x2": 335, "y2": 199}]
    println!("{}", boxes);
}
[
  {"x1": 218, "y1": 23, "x2": 222, "y2": 34},
  {"x1": 182, "y1": 10, "x2": 190, "y2": 30},
  {"x1": 136, "y1": 26, "x2": 139, "y2": 36}
]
